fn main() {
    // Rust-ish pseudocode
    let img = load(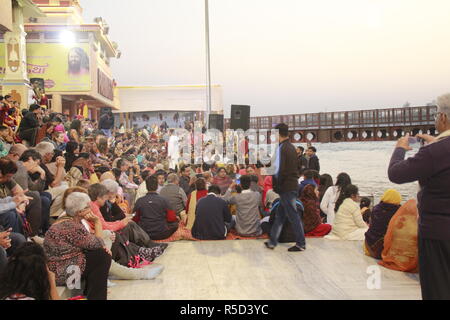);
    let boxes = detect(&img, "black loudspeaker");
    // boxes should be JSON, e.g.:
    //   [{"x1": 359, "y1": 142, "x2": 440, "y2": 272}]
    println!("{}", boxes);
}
[
  {"x1": 209, "y1": 114, "x2": 224, "y2": 132},
  {"x1": 230, "y1": 105, "x2": 250, "y2": 131}
]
